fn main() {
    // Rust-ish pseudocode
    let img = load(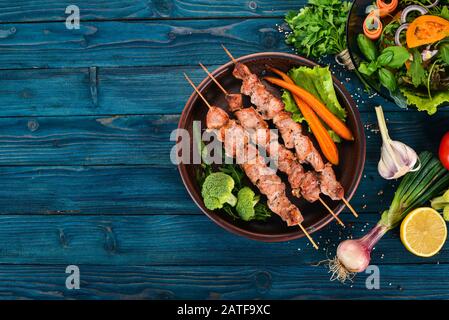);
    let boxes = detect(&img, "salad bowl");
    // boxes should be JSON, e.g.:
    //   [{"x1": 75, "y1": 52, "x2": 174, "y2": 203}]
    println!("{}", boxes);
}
[{"x1": 347, "y1": 0, "x2": 449, "y2": 113}]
